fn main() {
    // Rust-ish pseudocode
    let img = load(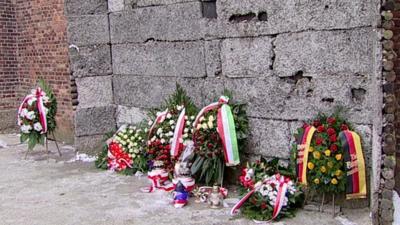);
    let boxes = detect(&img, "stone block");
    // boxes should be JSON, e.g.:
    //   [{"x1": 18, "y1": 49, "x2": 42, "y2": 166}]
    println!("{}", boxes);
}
[
  {"x1": 247, "y1": 118, "x2": 291, "y2": 159},
  {"x1": 205, "y1": 40, "x2": 222, "y2": 77},
  {"x1": 75, "y1": 106, "x2": 116, "y2": 136},
  {"x1": 116, "y1": 105, "x2": 148, "y2": 127},
  {"x1": 274, "y1": 28, "x2": 379, "y2": 77},
  {"x1": 74, "y1": 134, "x2": 105, "y2": 155},
  {"x1": 109, "y1": 2, "x2": 203, "y2": 43},
  {"x1": 69, "y1": 44, "x2": 112, "y2": 77},
  {"x1": 113, "y1": 75, "x2": 203, "y2": 109},
  {"x1": 210, "y1": 0, "x2": 378, "y2": 37},
  {"x1": 223, "y1": 75, "x2": 376, "y2": 124},
  {"x1": 221, "y1": 37, "x2": 273, "y2": 77},
  {"x1": 108, "y1": 0, "x2": 125, "y2": 12},
  {"x1": 67, "y1": 15, "x2": 110, "y2": 46},
  {"x1": 112, "y1": 41, "x2": 206, "y2": 77},
  {"x1": 76, "y1": 76, "x2": 113, "y2": 108},
  {"x1": 65, "y1": 0, "x2": 108, "y2": 15},
  {"x1": 136, "y1": 0, "x2": 194, "y2": 7},
  {"x1": 354, "y1": 124, "x2": 372, "y2": 167},
  {"x1": 0, "y1": 109, "x2": 17, "y2": 133},
  {"x1": 200, "y1": 78, "x2": 226, "y2": 104}
]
